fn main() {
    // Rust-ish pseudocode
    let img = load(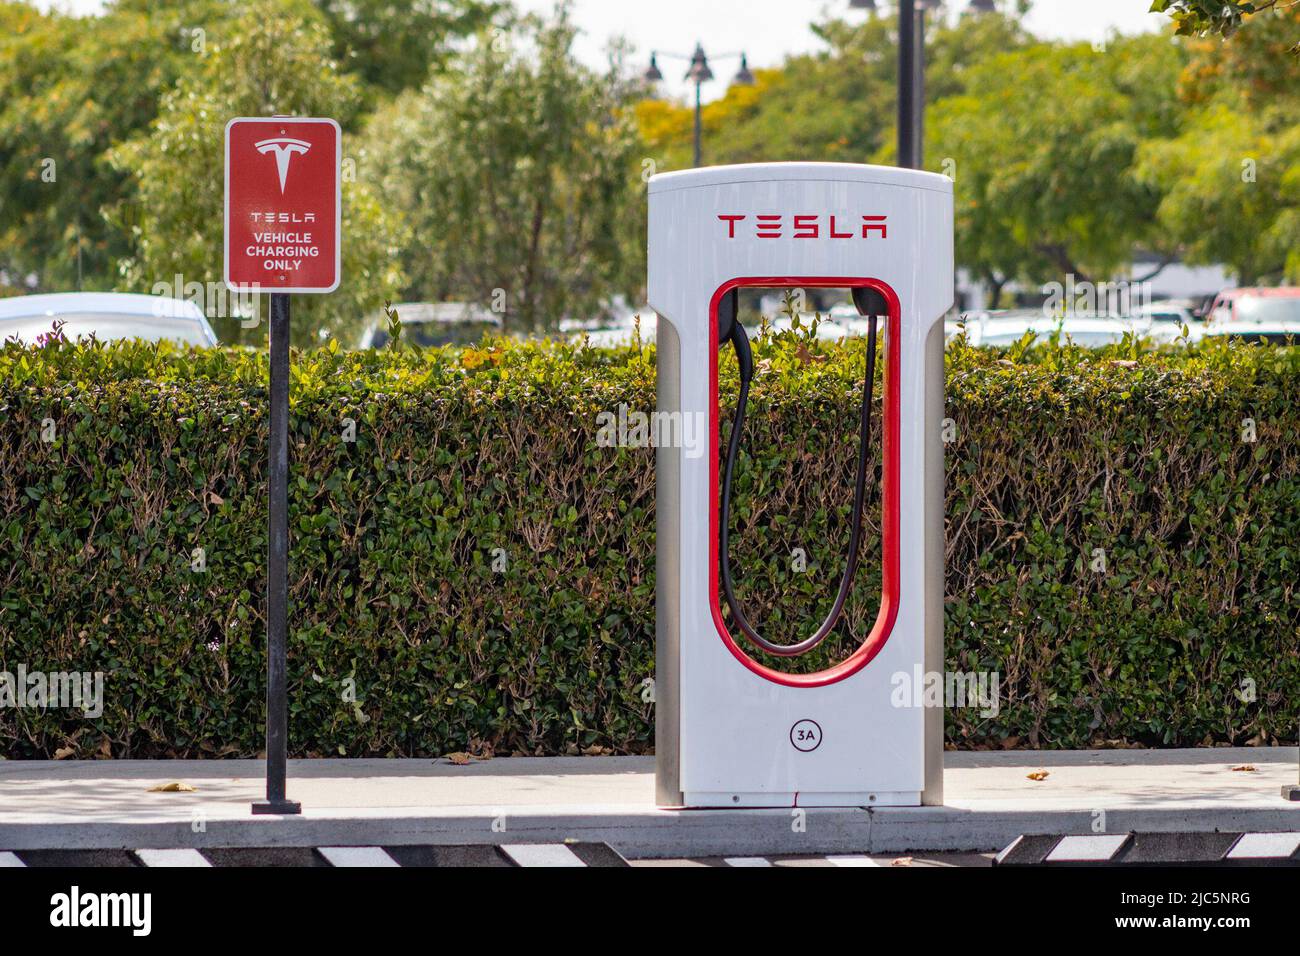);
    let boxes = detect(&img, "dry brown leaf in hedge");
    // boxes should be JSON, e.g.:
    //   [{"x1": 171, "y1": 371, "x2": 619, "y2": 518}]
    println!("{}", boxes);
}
[
  {"x1": 209, "y1": 492, "x2": 224, "y2": 505},
  {"x1": 794, "y1": 343, "x2": 827, "y2": 366},
  {"x1": 148, "y1": 782, "x2": 197, "y2": 792},
  {"x1": 53, "y1": 746, "x2": 76, "y2": 760},
  {"x1": 1027, "y1": 770, "x2": 1050, "y2": 781},
  {"x1": 1230, "y1": 765, "x2": 1257, "y2": 773}
]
